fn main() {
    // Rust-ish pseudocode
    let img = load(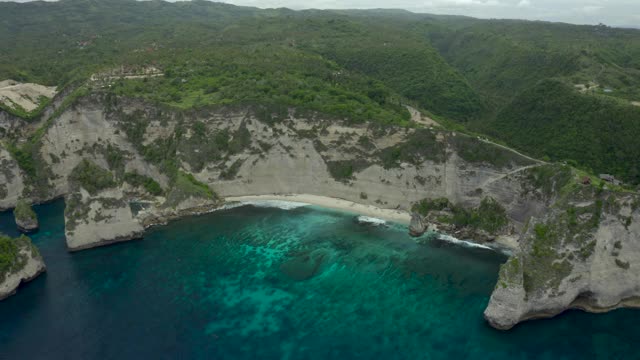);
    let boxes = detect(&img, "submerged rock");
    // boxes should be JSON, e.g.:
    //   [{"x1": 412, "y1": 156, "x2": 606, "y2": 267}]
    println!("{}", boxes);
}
[
  {"x1": 13, "y1": 199, "x2": 39, "y2": 233},
  {"x1": 280, "y1": 249, "x2": 332, "y2": 281},
  {"x1": 0, "y1": 234, "x2": 46, "y2": 300}
]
